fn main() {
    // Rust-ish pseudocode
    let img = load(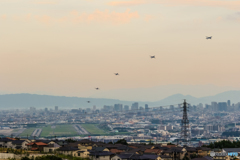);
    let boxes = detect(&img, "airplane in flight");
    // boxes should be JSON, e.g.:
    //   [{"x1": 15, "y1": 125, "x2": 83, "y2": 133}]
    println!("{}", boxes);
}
[
  {"x1": 114, "y1": 73, "x2": 119, "y2": 75},
  {"x1": 95, "y1": 88, "x2": 99, "y2": 90},
  {"x1": 87, "y1": 101, "x2": 90, "y2": 103},
  {"x1": 206, "y1": 36, "x2": 212, "y2": 40},
  {"x1": 150, "y1": 55, "x2": 155, "y2": 59}
]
